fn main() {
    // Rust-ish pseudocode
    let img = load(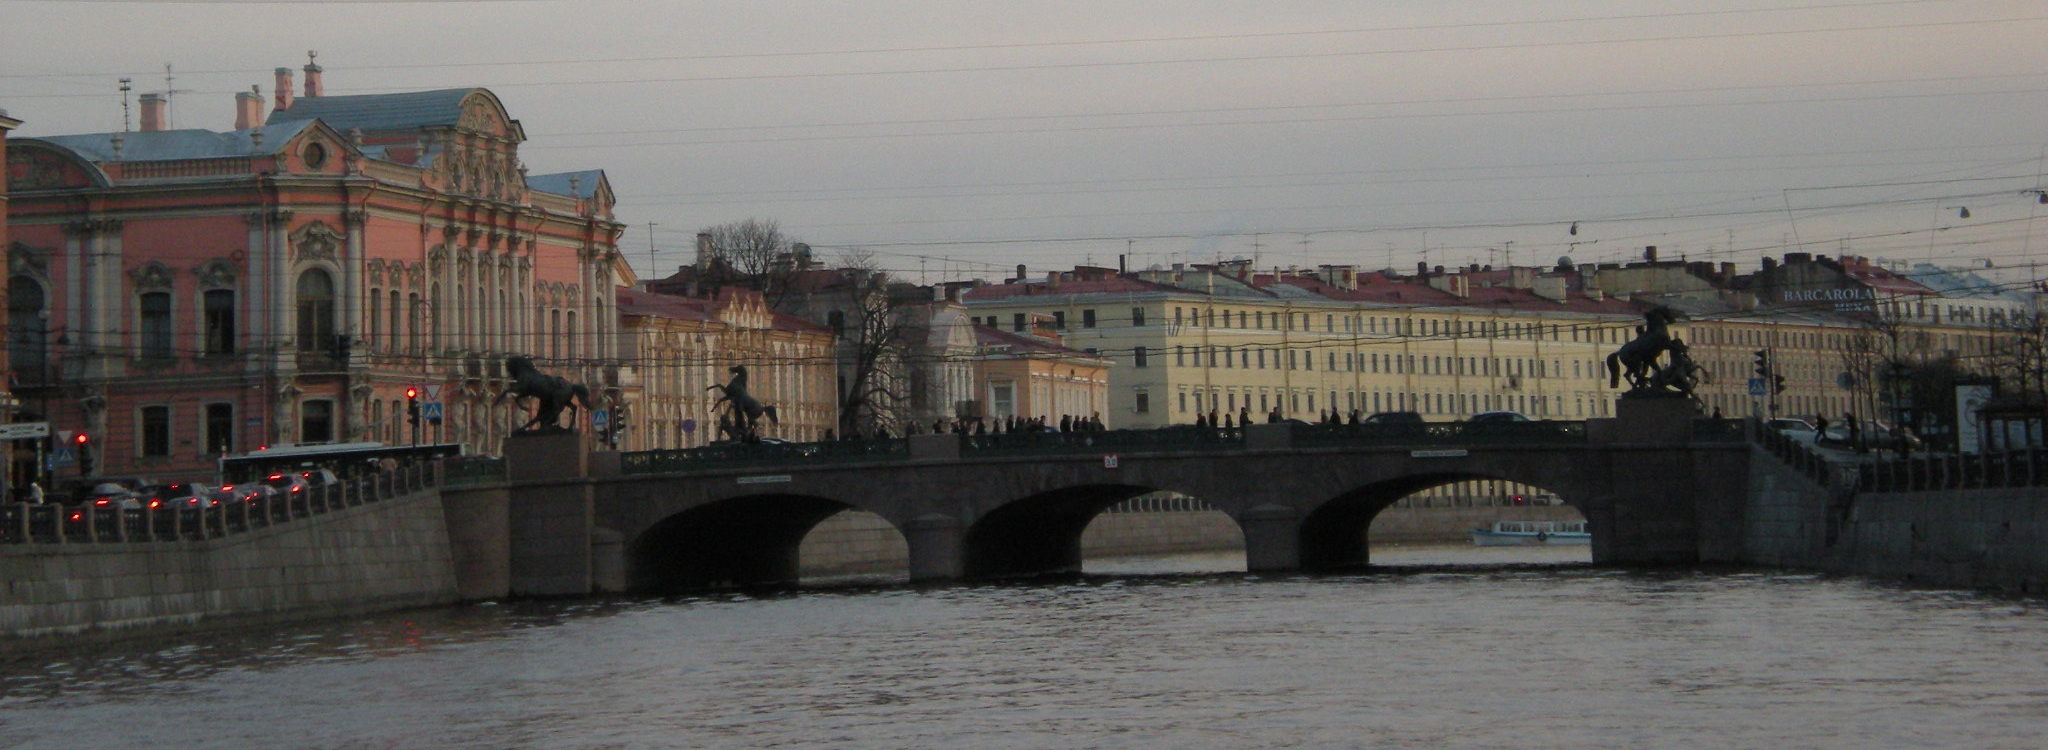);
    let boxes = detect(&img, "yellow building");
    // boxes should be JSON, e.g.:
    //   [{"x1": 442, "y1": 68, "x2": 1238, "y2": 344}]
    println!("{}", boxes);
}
[
  {"x1": 616, "y1": 287, "x2": 836, "y2": 448},
  {"x1": 962, "y1": 263, "x2": 1641, "y2": 428},
  {"x1": 971, "y1": 323, "x2": 1112, "y2": 426}
]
